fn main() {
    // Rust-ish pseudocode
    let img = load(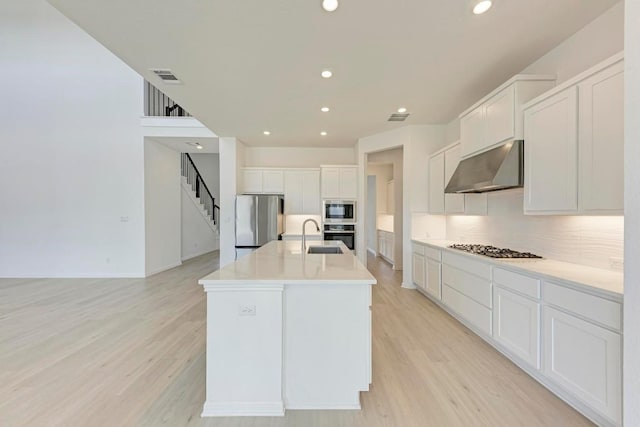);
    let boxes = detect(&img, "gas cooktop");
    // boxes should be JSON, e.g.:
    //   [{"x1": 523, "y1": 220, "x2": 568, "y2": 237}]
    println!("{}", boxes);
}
[{"x1": 448, "y1": 244, "x2": 542, "y2": 259}]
